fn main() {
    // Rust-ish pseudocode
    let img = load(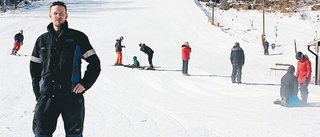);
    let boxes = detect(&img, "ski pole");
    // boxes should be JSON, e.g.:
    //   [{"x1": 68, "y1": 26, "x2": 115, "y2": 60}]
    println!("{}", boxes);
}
[{"x1": 124, "y1": 48, "x2": 129, "y2": 64}]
